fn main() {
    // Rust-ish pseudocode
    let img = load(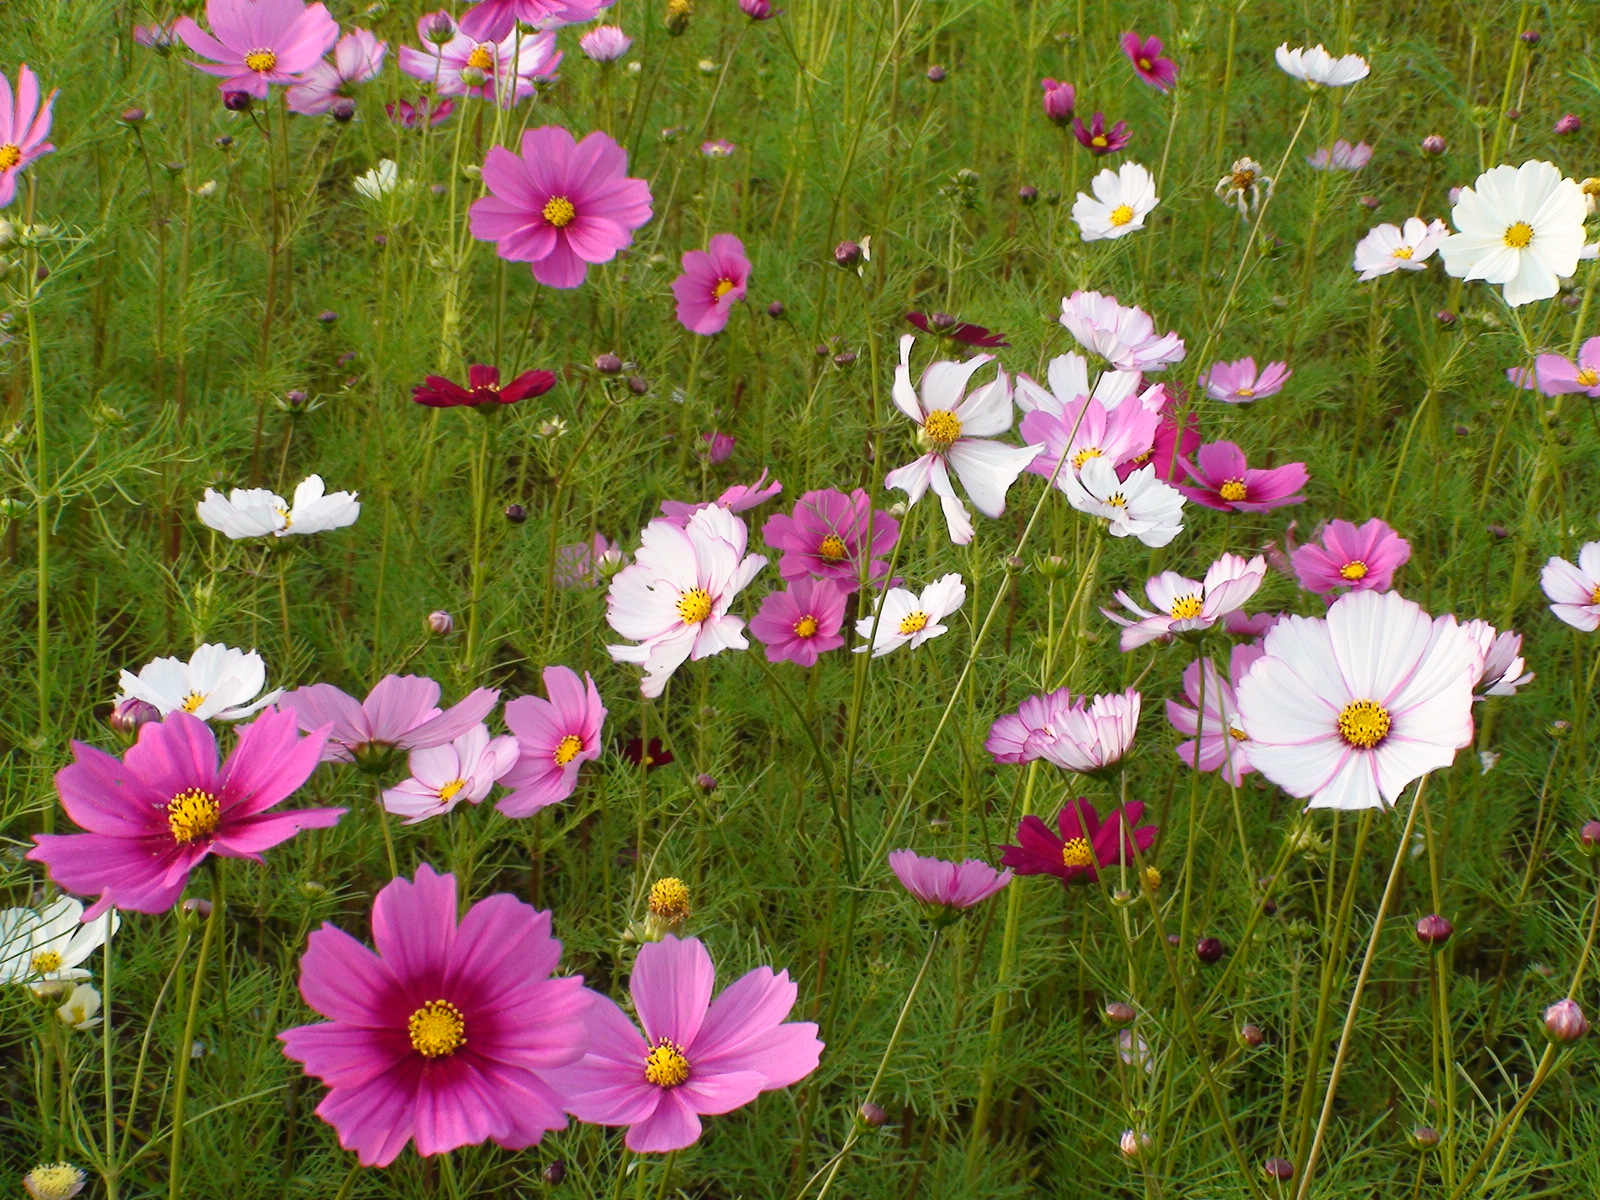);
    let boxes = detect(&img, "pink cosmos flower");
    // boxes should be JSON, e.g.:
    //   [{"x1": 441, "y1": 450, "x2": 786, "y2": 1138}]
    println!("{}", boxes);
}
[
  {"x1": 673, "y1": 234, "x2": 750, "y2": 336},
  {"x1": 1166, "y1": 644, "x2": 1264, "y2": 786},
  {"x1": 0, "y1": 65, "x2": 58, "y2": 208},
  {"x1": 28, "y1": 710, "x2": 340, "y2": 919},
  {"x1": 381, "y1": 724, "x2": 519, "y2": 824},
  {"x1": 906, "y1": 311, "x2": 1009, "y2": 348},
  {"x1": 554, "y1": 935, "x2": 823, "y2": 1152},
  {"x1": 387, "y1": 95, "x2": 455, "y2": 127},
  {"x1": 279, "y1": 865, "x2": 589, "y2": 1166},
  {"x1": 1103, "y1": 554, "x2": 1268, "y2": 650},
  {"x1": 1291, "y1": 518, "x2": 1411, "y2": 596},
  {"x1": 175, "y1": 0, "x2": 339, "y2": 99},
  {"x1": 985, "y1": 687, "x2": 1079, "y2": 765},
  {"x1": 1074, "y1": 112, "x2": 1131, "y2": 155},
  {"x1": 1353, "y1": 217, "x2": 1448, "y2": 280},
  {"x1": 1201, "y1": 358, "x2": 1291, "y2": 403},
  {"x1": 1121, "y1": 32, "x2": 1177, "y2": 92},
  {"x1": 888, "y1": 849, "x2": 1011, "y2": 918},
  {"x1": 1458, "y1": 619, "x2": 1533, "y2": 699},
  {"x1": 1307, "y1": 140, "x2": 1373, "y2": 171},
  {"x1": 1035, "y1": 688, "x2": 1141, "y2": 774},
  {"x1": 1129, "y1": 387, "x2": 1200, "y2": 482},
  {"x1": 1178, "y1": 441, "x2": 1307, "y2": 512},
  {"x1": 279, "y1": 675, "x2": 500, "y2": 766},
  {"x1": 556, "y1": 532, "x2": 621, "y2": 588},
  {"x1": 1541, "y1": 541, "x2": 1600, "y2": 631},
  {"x1": 1001, "y1": 799, "x2": 1158, "y2": 884},
  {"x1": 458, "y1": 0, "x2": 611, "y2": 42},
  {"x1": 761, "y1": 488, "x2": 898, "y2": 591},
  {"x1": 1059, "y1": 291, "x2": 1185, "y2": 373},
  {"x1": 1020, "y1": 395, "x2": 1159, "y2": 484},
  {"x1": 701, "y1": 139, "x2": 736, "y2": 159},
  {"x1": 749, "y1": 577, "x2": 848, "y2": 666},
  {"x1": 498, "y1": 666, "x2": 606, "y2": 817},
  {"x1": 579, "y1": 25, "x2": 632, "y2": 62},
  {"x1": 1224, "y1": 609, "x2": 1286, "y2": 639},
  {"x1": 286, "y1": 28, "x2": 387, "y2": 115},
  {"x1": 1040, "y1": 78, "x2": 1075, "y2": 124},
  {"x1": 1507, "y1": 337, "x2": 1600, "y2": 397},
  {"x1": 659, "y1": 470, "x2": 783, "y2": 526},
  {"x1": 400, "y1": 16, "x2": 561, "y2": 108},
  {"x1": 700, "y1": 432, "x2": 735, "y2": 464},
  {"x1": 470, "y1": 125, "x2": 652, "y2": 289}
]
